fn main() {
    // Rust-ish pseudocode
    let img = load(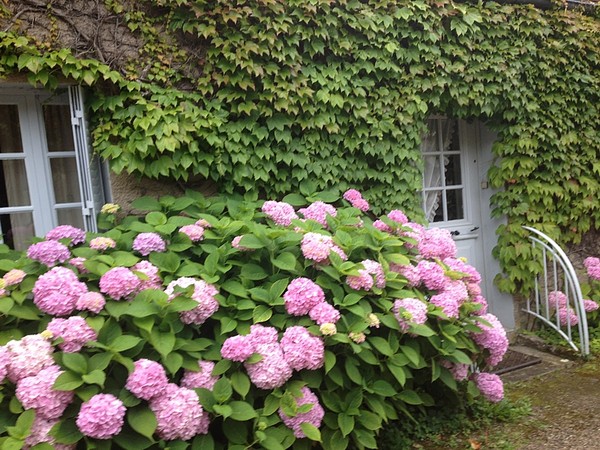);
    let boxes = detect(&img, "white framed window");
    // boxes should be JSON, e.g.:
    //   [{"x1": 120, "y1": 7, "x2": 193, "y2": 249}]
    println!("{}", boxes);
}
[
  {"x1": 0, "y1": 85, "x2": 105, "y2": 250},
  {"x1": 421, "y1": 117, "x2": 466, "y2": 224}
]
